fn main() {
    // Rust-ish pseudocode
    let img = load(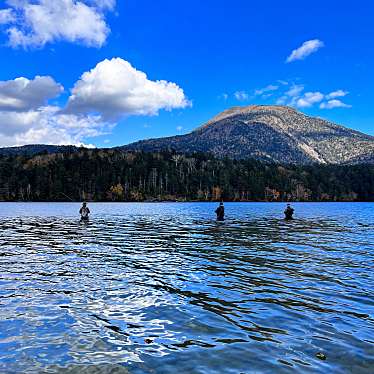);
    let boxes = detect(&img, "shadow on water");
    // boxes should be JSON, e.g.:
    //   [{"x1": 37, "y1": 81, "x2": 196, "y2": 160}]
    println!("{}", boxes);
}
[{"x1": 0, "y1": 203, "x2": 373, "y2": 373}]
